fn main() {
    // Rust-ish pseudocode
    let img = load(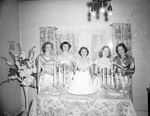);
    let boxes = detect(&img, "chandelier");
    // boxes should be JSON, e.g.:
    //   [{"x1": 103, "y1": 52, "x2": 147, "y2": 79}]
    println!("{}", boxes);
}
[{"x1": 87, "y1": 0, "x2": 113, "y2": 21}]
